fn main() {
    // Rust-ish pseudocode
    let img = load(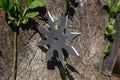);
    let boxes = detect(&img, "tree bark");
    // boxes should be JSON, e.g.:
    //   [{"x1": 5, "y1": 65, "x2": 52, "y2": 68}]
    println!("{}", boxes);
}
[{"x1": 0, "y1": 0, "x2": 119, "y2": 80}]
